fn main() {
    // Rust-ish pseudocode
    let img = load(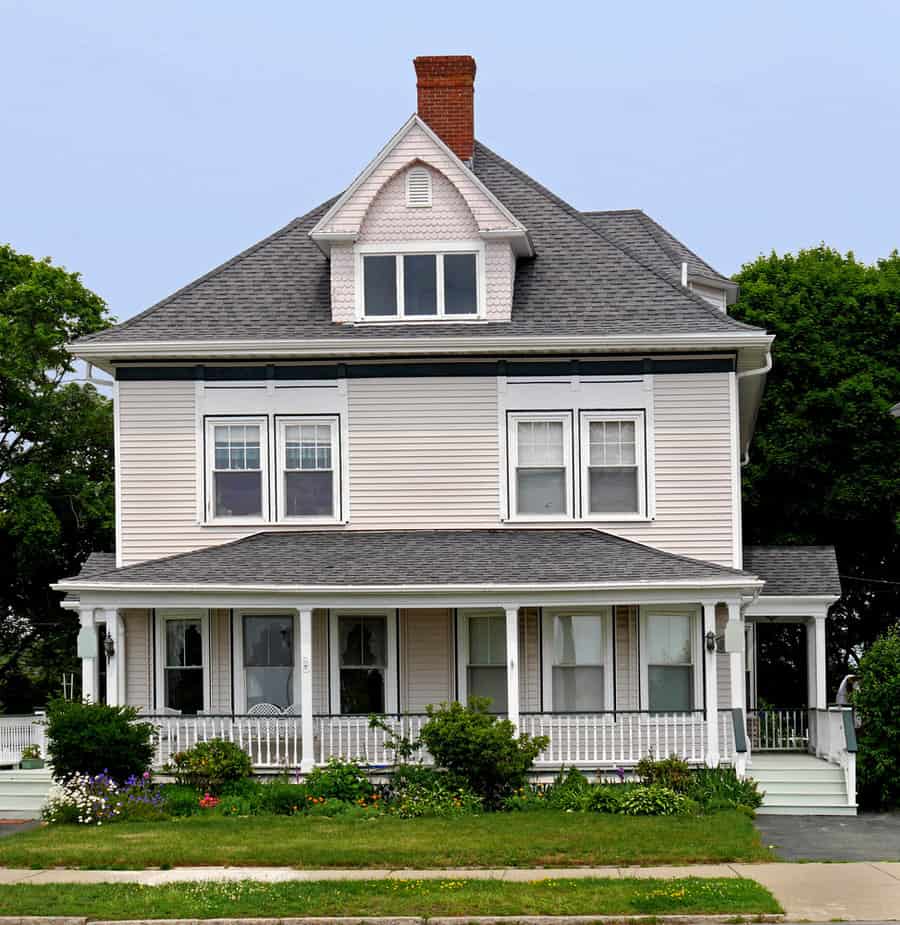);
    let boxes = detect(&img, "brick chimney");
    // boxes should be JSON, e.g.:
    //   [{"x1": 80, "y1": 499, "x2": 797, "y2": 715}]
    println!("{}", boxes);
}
[{"x1": 414, "y1": 55, "x2": 476, "y2": 162}]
